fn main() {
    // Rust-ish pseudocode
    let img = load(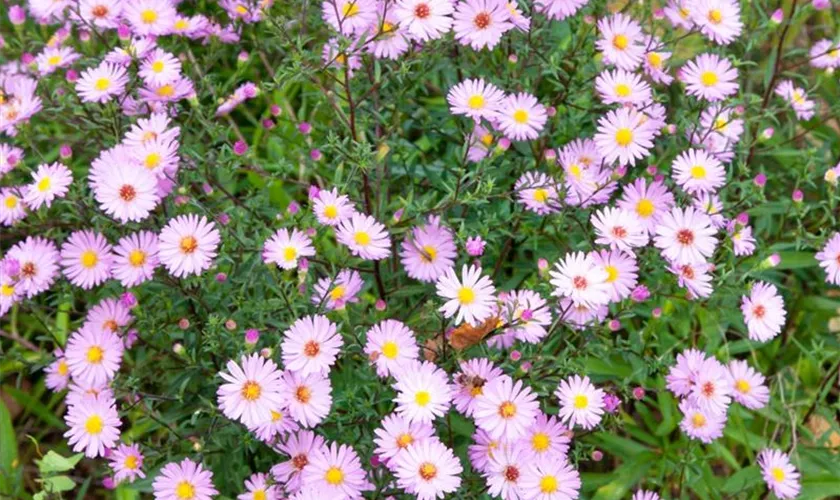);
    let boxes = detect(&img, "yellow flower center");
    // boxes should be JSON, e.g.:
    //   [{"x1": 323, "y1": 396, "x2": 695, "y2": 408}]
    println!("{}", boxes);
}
[
  {"x1": 37, "y1": 177, "x2": 52, "y2": 192},
  {"x1": 573, "y1": 394, "x2": 589, "y2": 409},
  {"x1": 58, "y1": 360, "x2": 69, "y2": 375},
  {"x1": 691, "y1": 166, "x2": 707, "y2": 179},
  {"x1": 692, "y1": 413, "x2": 707, "y2": 428},
  {"x1": 540, "y1": 475, "x2": 558, "y2": 493},
  {"x1": 636, "y1": 198, "x2": 654, "y2": 218},
  {"x1": 87, "y1": 345, "x2": 104, "y2": 363},
  {"x1": 458, "y1": 287, "x2": 475, "y2": 305},
  {"x1": 480, "y1": 133, "x2": 493, "y2": 146},
  {"x1": 615, "y1": 83, "x2": 631, "y2": 97},
  {"x1": 532, "y1": 432, "x2": 550, "y2": 452},
  {"x1": 470, "y1": 386, "x2": 483, "y2": 397},
  {"x1": 47, "y1": 55, "x2": 62, "y2": 66},
  {"x1": 94, "y1": 78, "x2": 111, "y2": 91},
  {"x1": 615, "y1": 128, "x2": 633, "y2": 146},
  {"x1": 0, "y1": 284, "x2": 14, "y2": 297},
  {"x1": 151, "y1": 60, "x2": 165, "y2": 73},
  {"x1": 533, "y1": 188, "x2": 549, "y2": 203},
  {"x1": 4, "y1": 195, "x2": 18, "y2": 208},
  {"x1": 604, "y1": 265, "x2": 619, "y2": 283},
  {"x1": 468, "y1": 94, "x2": 485, "y2": 109},
  {"x1": 174, "y1": 19, "x2": 189, "y2": 30},
  {"x1": 714, "y1": 117, "x2": 728, "y2": 131},
  {"x1": 271, "y1": 410, "x2": 283, "y2": 422},
  {"x1": 253, "y1": 490, "x2": 266, "y2": 500},
  {"x1": 156, "y1": 84, "x2": 175, "y2": 97},
  {"x1": 175, "y1": 481, "x2": 195, "y2": 499},
  {"x1": 179, "y1": 236, "x2": 198, "y2": 254},
  {"x1": 396, "y1": 433, "x2": 414, "y2": 448},
  {"x1": 329, "y1": 285, "x2": 346, "y2": 301},
  {"x1": 241, "y1": 381, "x2": 262, "y2": 401},
  {"x1": 771, "y1": 467, "x2": 785, "y2": 482},
  {"x1": 679, "y1": 6, "x2": 690, "y2": 18},
  {"x1": 324, "y1": 205, "x2": 338, "y2": 219},
  {"x1": 296, "y1": 385, "x2": 312, "y2": 403},
  {"x1": 647, "y1": 52, "x2": 662, "y2": 68},
  {"x1": 415, "y1": 390, "x2": 431, "y2": 407},
  {"x1": 141, "y1": 9, "x2": 158, "y2": 24},
  {"x1": 700, "y1": 71, "x2": 718, "y2": 87},
  {"x1": 382, "y1": 341, "x2": 398, "y2": 359},
  {"x1": 129, "y1": 249, "x2": 147, "y2": 267},
  {"x1": 80, "y1": 250, "x2": 99, "y2": 269},
  {"x1": 124, "y1": 455, "x2": 138, "y2": 470},
  {"x1": 499, "y1": 401, "x2": 517, "y2": 418},
  {"x1": 325, "y1": 466, "x2": 344, "y2": 485},
  {"x1": 342, "y1": 1, "x2": 359, "y2": 17},
  {"x1": 735, "y1": 379, "x2": 750, "y2": 394},
  {"x1": 512, "y1": 109, "x2": 529, "y2": 124},
  {"x1": 708, "y1": 9, "x2": 722, "y2": 24},
  {"x1": 354, "y1": 231, "x2": 371, "y2": 246},
  {"x1": 144, "y1": 152, "x2": 161, "y2": 169},
  {"x1": 419, "y1": 462, "x2": 437, "y2": 481},
  {"x1": 420, "y1": 245, "x2": 437, "y2": 263},
  {"x1": 85, "y1": 414, "x2": 104, "y2": 434},
  {"x1": 283, "y1": 247, "x2": 297, "y2": 262},
  {"x1": 613, "y1": 34, "x2": 628, "y2": 50}
]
